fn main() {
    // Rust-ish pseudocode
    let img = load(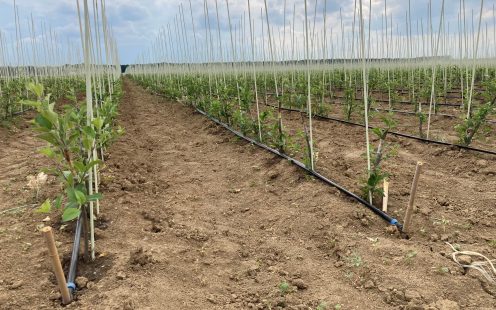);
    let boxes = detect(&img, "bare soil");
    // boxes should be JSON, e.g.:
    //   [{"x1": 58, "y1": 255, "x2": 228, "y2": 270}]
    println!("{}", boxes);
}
[{"x1": 0, "y1": 78, "x2": 495, "y2": 310}]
